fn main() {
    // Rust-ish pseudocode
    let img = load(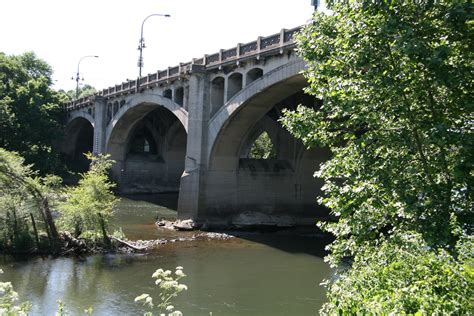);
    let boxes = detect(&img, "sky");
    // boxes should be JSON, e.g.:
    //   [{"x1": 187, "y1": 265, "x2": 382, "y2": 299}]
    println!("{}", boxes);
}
[{"x1": 1, "y1": 0, "x2": 315, "y2": 92}]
